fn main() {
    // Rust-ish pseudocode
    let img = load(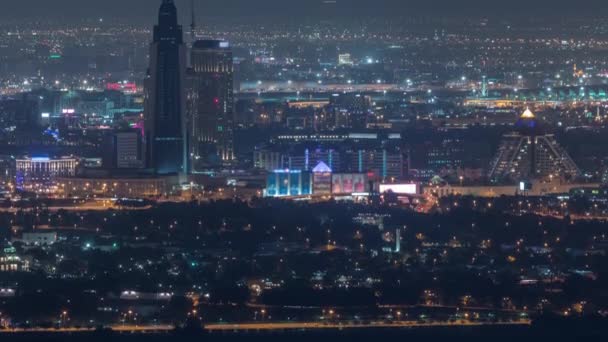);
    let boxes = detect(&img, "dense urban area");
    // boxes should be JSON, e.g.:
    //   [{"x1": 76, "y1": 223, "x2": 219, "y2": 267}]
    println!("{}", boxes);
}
[{"x1": 0, "y1": 0, "x2": 608, "y2": 339}]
